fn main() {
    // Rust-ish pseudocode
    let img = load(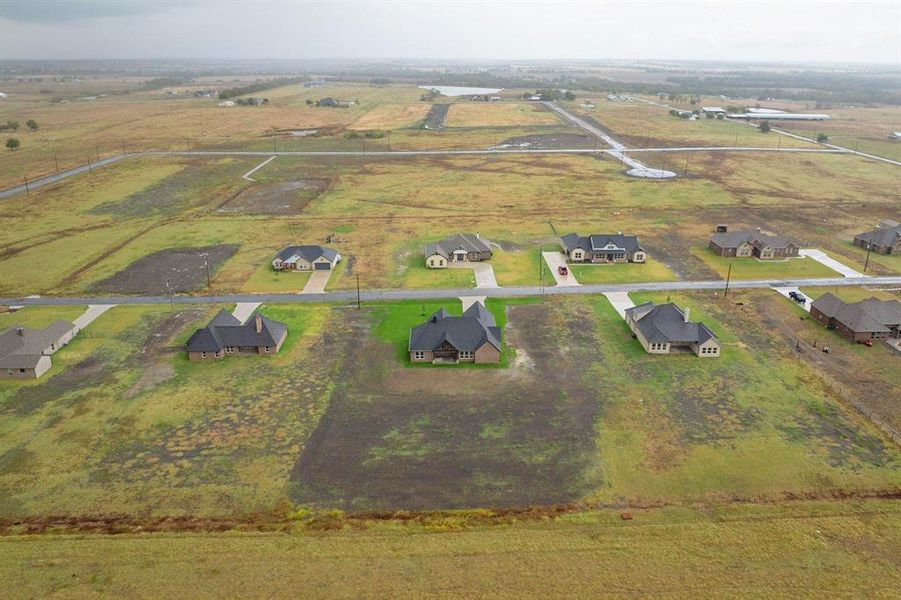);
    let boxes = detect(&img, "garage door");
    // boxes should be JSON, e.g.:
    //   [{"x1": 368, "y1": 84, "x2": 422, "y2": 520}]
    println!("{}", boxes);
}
[{"x1": 314, "y1": 262, "x2": 331, "y2": 270}]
